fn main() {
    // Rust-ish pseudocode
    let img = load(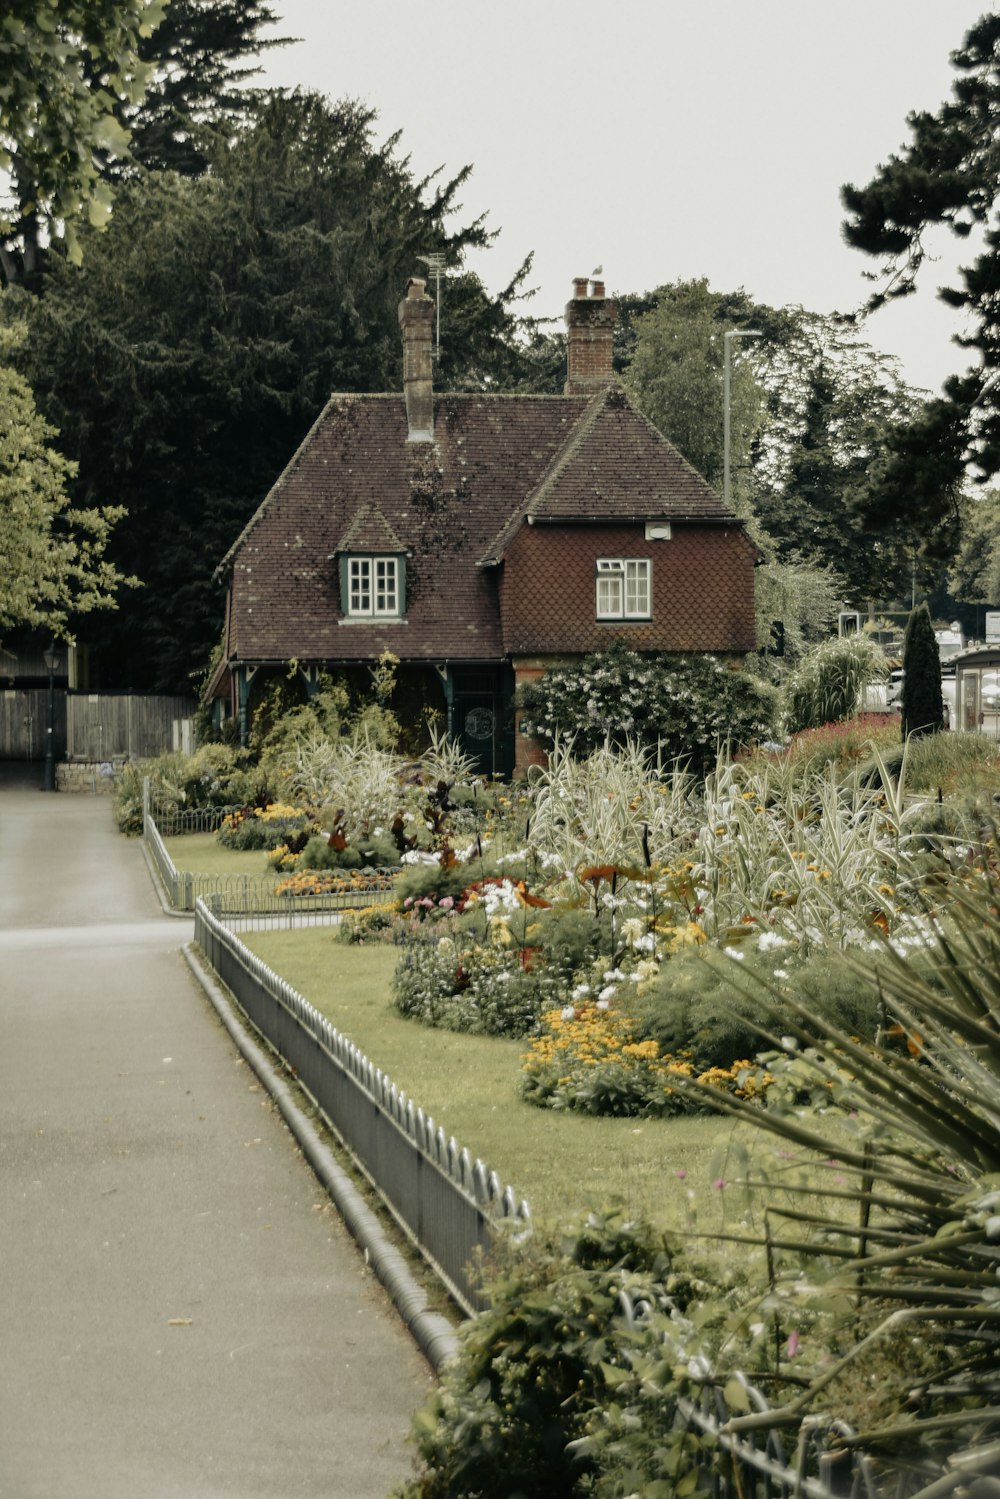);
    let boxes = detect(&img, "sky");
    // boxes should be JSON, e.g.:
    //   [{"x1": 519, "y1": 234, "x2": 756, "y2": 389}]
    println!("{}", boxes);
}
[{"x1": 255, "y1": 0, "x2": 996, "y2": 397}]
